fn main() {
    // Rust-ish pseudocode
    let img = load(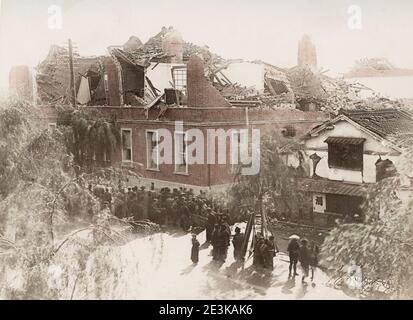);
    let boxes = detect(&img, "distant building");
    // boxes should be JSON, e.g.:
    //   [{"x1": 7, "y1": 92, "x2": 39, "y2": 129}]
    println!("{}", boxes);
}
[{"x1": 343, "y1": 58, "x2": 413, "y2": 100}]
